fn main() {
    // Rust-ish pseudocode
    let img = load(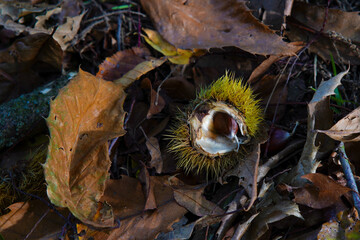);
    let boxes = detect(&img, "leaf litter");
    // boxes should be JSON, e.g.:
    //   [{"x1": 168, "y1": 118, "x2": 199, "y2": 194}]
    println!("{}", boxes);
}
[{"x1": 1, "y1": 1, "x2": 360, "y2": 240}]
